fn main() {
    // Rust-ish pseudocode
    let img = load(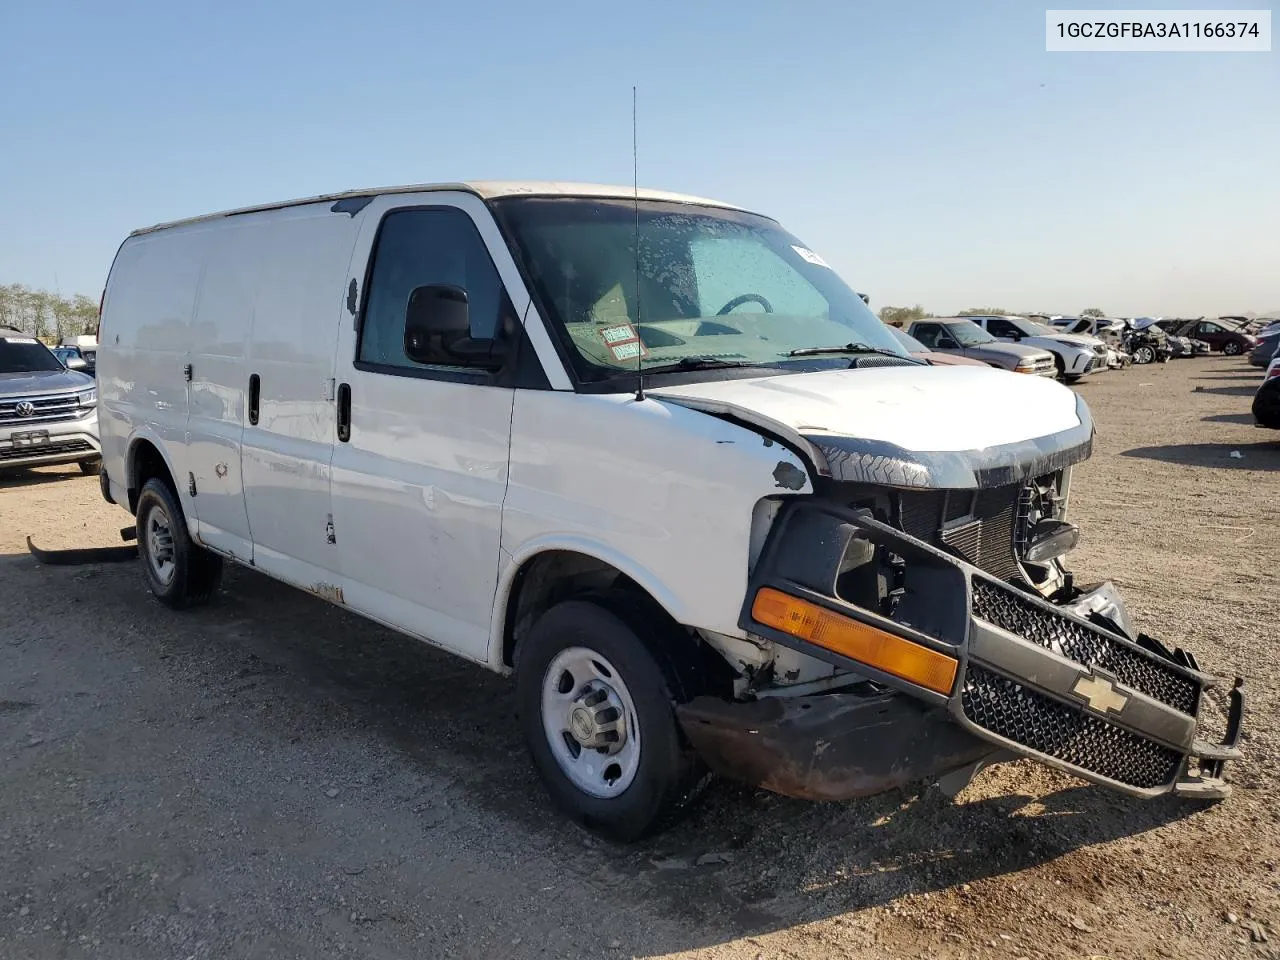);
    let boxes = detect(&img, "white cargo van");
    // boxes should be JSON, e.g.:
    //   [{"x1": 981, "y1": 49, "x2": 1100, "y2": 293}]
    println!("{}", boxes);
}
[{"x1": 97, "y1": 182, "x2": 1243, "y2": 839}]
